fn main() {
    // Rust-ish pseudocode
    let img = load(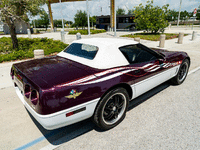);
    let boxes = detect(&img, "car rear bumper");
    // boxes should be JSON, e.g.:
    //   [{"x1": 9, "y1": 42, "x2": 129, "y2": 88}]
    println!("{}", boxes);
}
[{"x1": 14, "y1": 86, "x2": 100, "y2": 130}]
